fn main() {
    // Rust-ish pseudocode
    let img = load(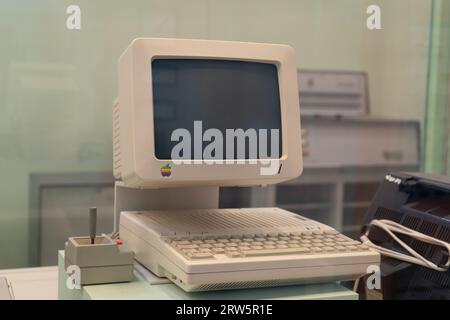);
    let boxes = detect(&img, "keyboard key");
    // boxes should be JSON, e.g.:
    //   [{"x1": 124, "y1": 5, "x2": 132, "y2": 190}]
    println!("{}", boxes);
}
[
  {"x1": 251, "y1": 245, "x2": 264, "y2": 250},
  {"x1": 174, "y1": 240, "x2": 191, "y2": 245},
  {"x1": 302, "y1": 231, "x2": 313, "y2": 236},
  {"x1": 341, "y1": 241, "x2": 361, "y2": 246},
  {"x1": 177, "y1": 244, "x2": 198, "y2": 249},
  {"x1": 240, "y1": 247, "x2": 311, "y2": 257},
  {"x1": 264, "y1": 245, "x2": 276, "y2": 249},
  {"x1": 212, "y1": 248, "x2": 225, "y2": 253},
  {"x1": 189, "y1": 252, "x2": 213, "y2": 259},
  {"x1": 264, "y1": 241, "x2": 276, "y2": 245},
  {"x1": 347, "y1": 245, "x2": 358, "y2": 251},
  {"x1": 279, "y1": 237, "x2": 290, "y2": 241},
  {"x1": 230, "y1": 239, "x2": 242, "y2": 243},
  {"x1": 288, "y1": 244, "x2": 300, "y2": 248},
  {"x1": 239, "y1": 246, "x2": 251, "y2": 251},
  {"x1": 182, "y1": 249, "x2": 197, "y2": 254},
  {"x1": 213, "y1": 243, "x2": 225, "y2": 248},
  {"x1": 313, "y1": 230, "x2": 324, "y2": 235},
  {"x1": 267, "y1": 237, "x2": 278, "y2": 241},
  {"x1": 255, "y1": 237, "x2": 265, "y2": 242},
  {"x1": 276, "y1": 245, "x2": 289, "y2": 249},
  {"x1": 198, "y1": 248, "x2": 211, "y2": 253},
  {"x1": 314, "y1": 243, "x2": 324, "y2": 247},
  {"x1": 252, "y1": 241, "x2": 264, "y2": 246},
  {"x1": 205, "y1": 239, "x2": 216, "y2": 244},
  {"x1": 243, "y1": 238, "x2": 254, "y2": 242},
  {"x1": 276, "y1": 240, "x2": 288, "y2": 245},
  {"x1": 226, "y1": 247, "x2": 238, "y2": 251},
  {"x1": 192, "y1": 240, "x2": 203, "y2": 245},
  {"x1": 199, "y1": 244, "x2": 212, "y2": 248},
  {"x1": 217, "y1": 239, "x2": 229, "y2": 243},
  {"x1": 324, "y1": 230, "x2": 339, "y2": 235},
  {"x1": 226, "y1": 251, "x2": 241, "y2": 258},
  {"x1": 227, "y1": 243, "x2": 238, "y2": 247}
]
